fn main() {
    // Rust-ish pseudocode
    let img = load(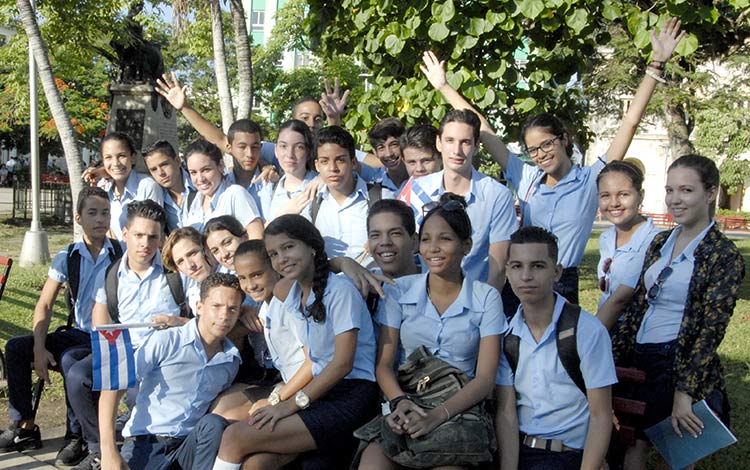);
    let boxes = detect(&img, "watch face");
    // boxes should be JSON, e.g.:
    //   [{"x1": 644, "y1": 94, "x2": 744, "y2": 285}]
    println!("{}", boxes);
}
[{"x1": 295, "y1": 391, "x2": 310, "y2": 408}]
